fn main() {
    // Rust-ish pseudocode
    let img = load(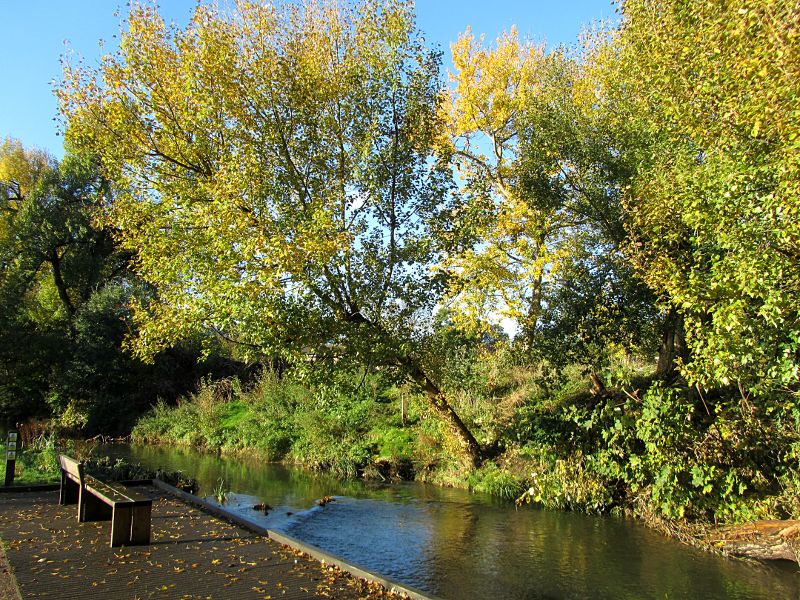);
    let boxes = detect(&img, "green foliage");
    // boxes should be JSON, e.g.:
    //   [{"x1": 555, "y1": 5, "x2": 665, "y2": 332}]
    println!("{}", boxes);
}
[
  {"x1": 439, "y1": 28, "x2": 659, "y2": 379},
  {"x1": 0, "y1": 433, "x2": 68, "y2": 485},
  {"x1": 59, "y1": 0, "x2": 488, "y2": 464},
  {"x1": 60, "y1": 0, "x2": 443, "y2": 366},
  {"x1": 0, "y1": 139, "x2": 223, "y2": 431},
  {"x1": 133, "y1": 370, "x2": 419, "y2": 477},
  {"x1": 80, "y1": 455, "x2": 197, "y2": 491},
  {"x1": 607, "y1": 0, "x2": 800, "y2": 395},
  {"x1": 513, "y1": 379, "x2": 800, "y2": 522},
  {"x1": 212, "y1": 478, "x2": 228, "y2": 505},
  {"x1": 374, "y1": 427, "x2": 417, "y2": 463},
  {"x1": 32, "y1": 434, "x2": 61, "y2": 478},
  {"x1": 517, "y1": 448, "x2": 614, "y2": 513},
  {"x1": 467, "y1": 463, "x2": 525, "y2": 502}
]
